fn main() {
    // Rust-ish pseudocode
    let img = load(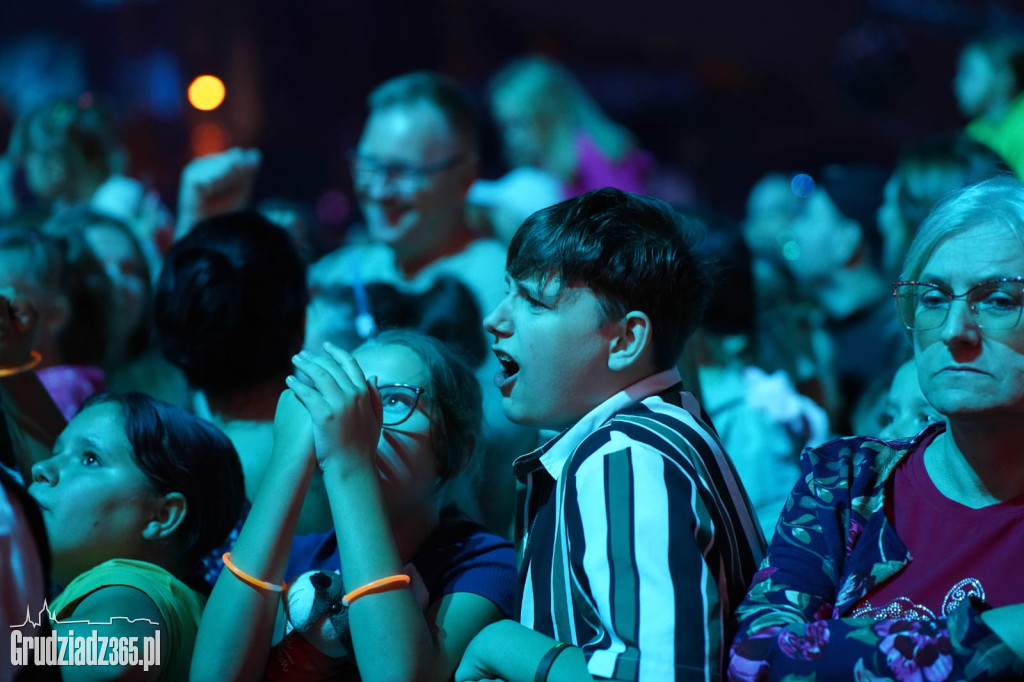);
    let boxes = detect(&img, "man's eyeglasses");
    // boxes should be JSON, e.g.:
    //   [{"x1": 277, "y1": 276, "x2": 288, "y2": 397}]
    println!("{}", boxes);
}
[
  {"x1": 892, "y1": 278, "x2": 1024, "y2": 331},
  {"x1": 347, "y1": 152, "x2": 465, "y2": 194},
  {"x1": 378, "y1": 383, "x2": 427, "y2": 427}
]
